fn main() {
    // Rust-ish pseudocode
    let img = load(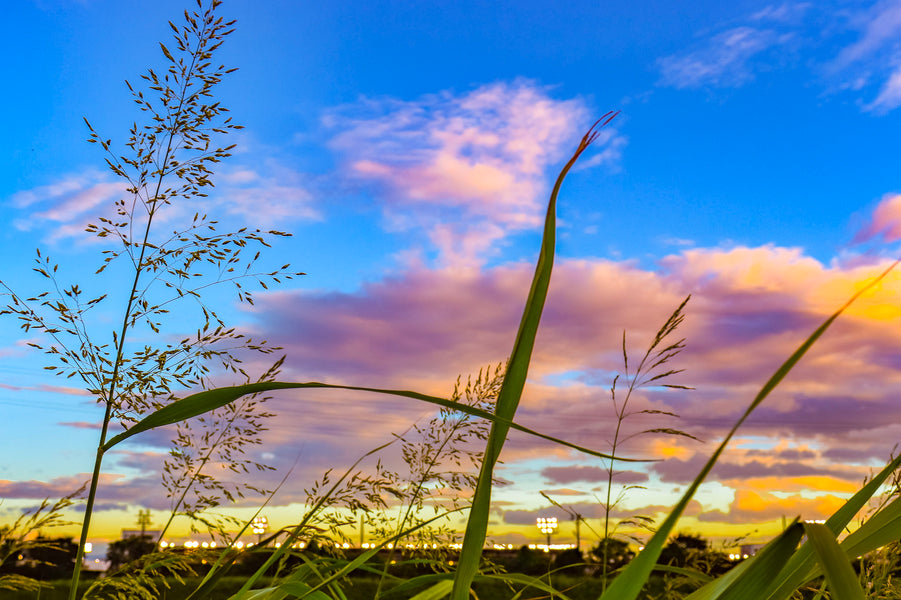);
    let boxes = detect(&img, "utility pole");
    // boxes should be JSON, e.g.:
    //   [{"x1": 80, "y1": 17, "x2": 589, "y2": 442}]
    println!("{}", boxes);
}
[
  {"x1": 136, "y1": 509, "x2": 152, "y2": 538},
  {"x1": 573, "y1": 513, "x2": 581, "y2": 551}
]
